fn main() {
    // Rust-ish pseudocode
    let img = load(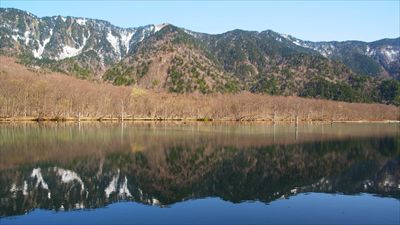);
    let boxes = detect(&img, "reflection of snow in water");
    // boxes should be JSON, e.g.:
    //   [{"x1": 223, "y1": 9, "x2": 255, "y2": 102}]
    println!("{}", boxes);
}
[
  {"x1": 105, "y1": 170, "x2": 133, "y2": 198},
  {"x1": 31, "y1": 168, "x2": 49, "y2": 189},
  {"x1": 54, "y1": 167, "x2": 85, "y2": 191},
  {"x1": 119, "y1": 176, "x2": 132, "y2": 197},
  {"x1": 23, "y1": 181, "x2": 28, "y2": 195},
  {"x1": 152, "y1": 197, "x2": 160, "y2": 206},
  {"x1": 105, "y1": 169, "x2": 120, "y2": 198}
]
